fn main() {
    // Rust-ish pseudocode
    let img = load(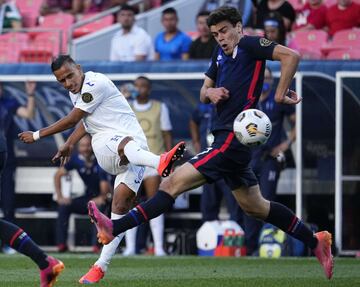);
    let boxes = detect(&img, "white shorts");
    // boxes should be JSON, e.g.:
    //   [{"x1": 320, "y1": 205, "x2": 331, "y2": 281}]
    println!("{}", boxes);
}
[
  {"x1": 143, "y1": 166, "x2": 159, "y2": 179},
  {"x1": 91, "y1": 132, "x2": 148, "y2": 193}
]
